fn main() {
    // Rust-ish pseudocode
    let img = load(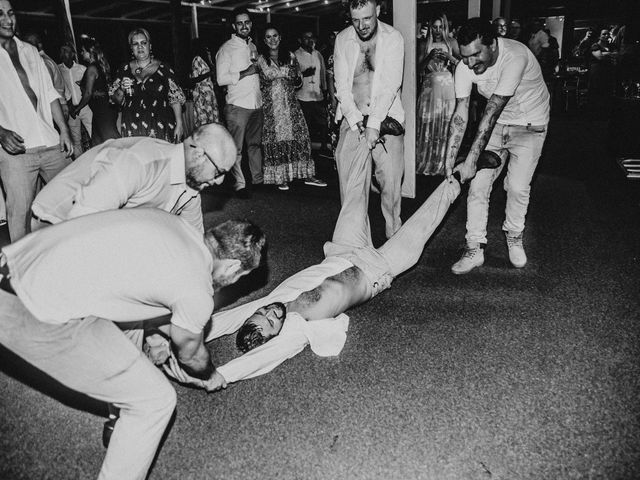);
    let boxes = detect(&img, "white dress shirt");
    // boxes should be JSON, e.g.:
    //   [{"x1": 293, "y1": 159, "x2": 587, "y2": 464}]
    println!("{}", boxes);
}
[
  {"x1": 31, "y1": 137, "x2": 204, "y2": 232},
  {"x1": 215, "y1": 34, "x2": 262, "y2": 109},
  {"x1": 206, "y1": 256, "x2": 353, "y2": 383},
  {"x1": 294, "y1": 47, "x2": 326, "y2": 102},
  {"x1": 333, "y1": 21, "x2": 405, "y2": 132},
  {"x1": 0, "y1": 38, "x2": 61, "y2": 149},
  {"x1": 58, "y1": 61, "x2": 86, "y2": 105}
]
